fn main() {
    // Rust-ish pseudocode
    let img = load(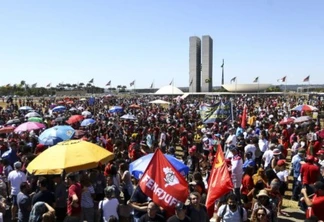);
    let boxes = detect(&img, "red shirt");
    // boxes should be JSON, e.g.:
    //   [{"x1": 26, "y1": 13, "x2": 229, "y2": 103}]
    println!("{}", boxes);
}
[
  {"x1": 301, "y1": 163, "x2": 320, "y2": 185},
  {"x1": 241, "y1": 174, "x2": 254, "y2": 195},
  {"x1": 67, "y1": 183, "x2": 82, "y2": 216},
  {"x1": 311, "y1": 194, "x2": 324, "y2": 220}
]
